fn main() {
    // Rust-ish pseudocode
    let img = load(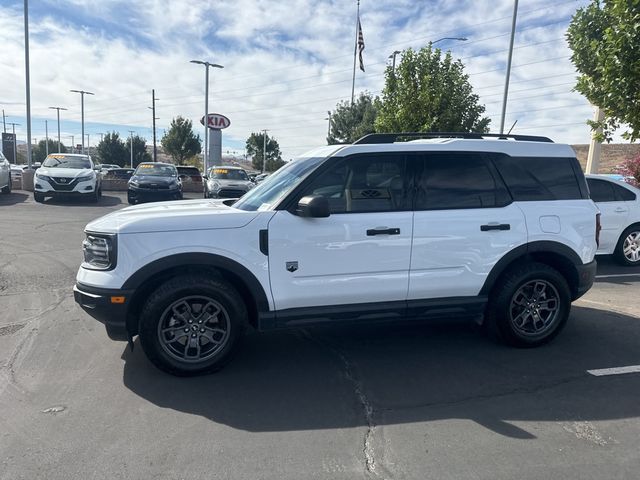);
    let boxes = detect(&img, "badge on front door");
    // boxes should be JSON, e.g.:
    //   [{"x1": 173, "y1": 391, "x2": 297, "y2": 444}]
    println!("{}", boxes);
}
[{"x1": 286, "y1": 261, "x2": 298, "y2": 273}]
